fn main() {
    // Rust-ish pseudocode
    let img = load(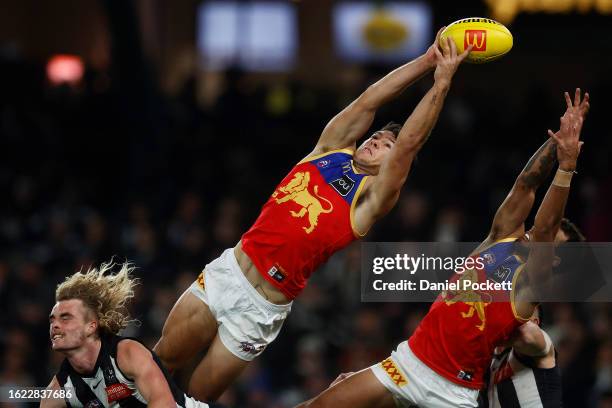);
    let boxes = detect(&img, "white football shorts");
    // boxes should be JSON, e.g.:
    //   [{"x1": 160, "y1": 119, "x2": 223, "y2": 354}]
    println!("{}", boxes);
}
[
  {"x1": 370, "y1": 341, "x2": 480, "y2": 408},
  {"x1": 189, "y1": 248, "x2": 292, "y2": 361}
]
